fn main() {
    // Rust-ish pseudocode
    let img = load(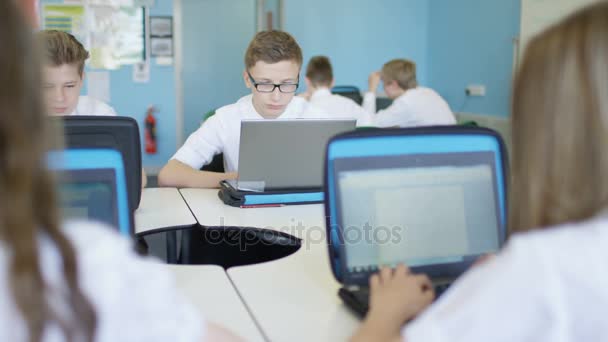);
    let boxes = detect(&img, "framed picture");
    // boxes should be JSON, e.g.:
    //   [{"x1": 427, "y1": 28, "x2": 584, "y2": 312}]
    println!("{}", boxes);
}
[
  {"x1": 150, "y1": 37, "x2": 173, "y2": 57},
  {"x1": 150, "y1": 16, "x2": 172, "y2": 37}
]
